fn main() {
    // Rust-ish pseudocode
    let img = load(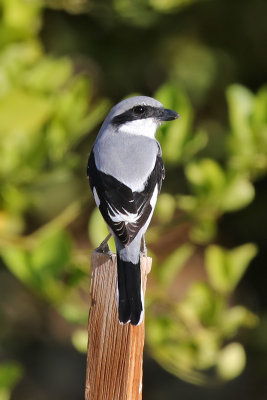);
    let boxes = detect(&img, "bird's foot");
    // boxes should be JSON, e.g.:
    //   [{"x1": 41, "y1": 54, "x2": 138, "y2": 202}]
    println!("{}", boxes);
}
[
  {"x1": 140, "y1": 235, "x2": 147, "y2": 257},
  {"x1": 140, "y1": 251, "x2": 147, "y2": 259},
  {"x1": 95, "y1": 234, "x2": 113, "y2": 259}
]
